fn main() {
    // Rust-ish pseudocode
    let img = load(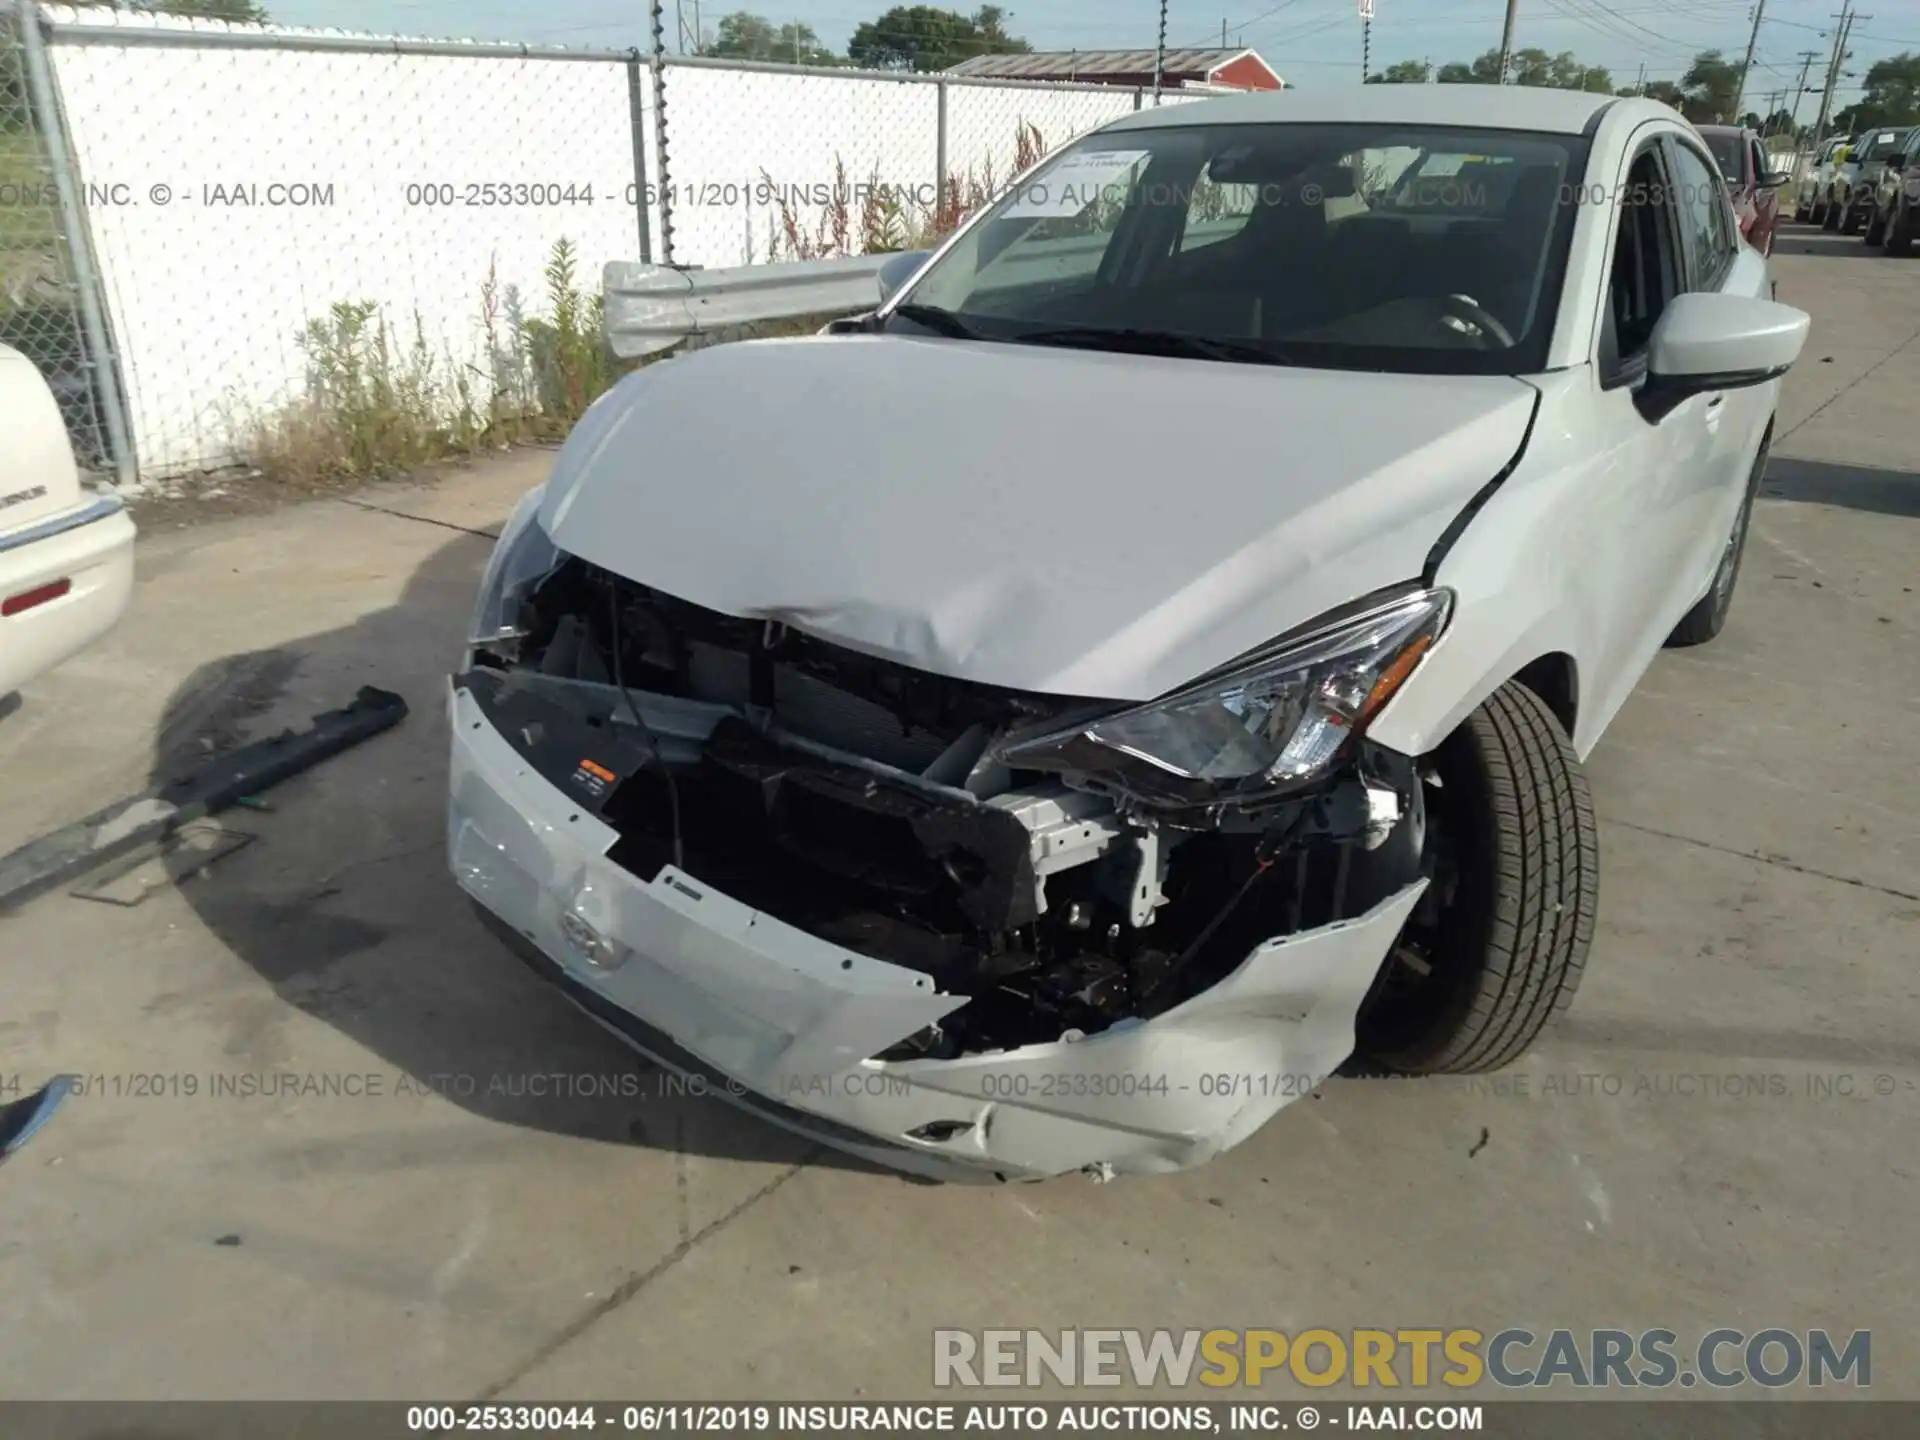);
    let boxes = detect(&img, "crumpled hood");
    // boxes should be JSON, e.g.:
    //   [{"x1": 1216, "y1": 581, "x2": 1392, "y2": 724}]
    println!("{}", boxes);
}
[{"x1": 542, "y1": 334, "x2": 1537, "y2": 701}]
